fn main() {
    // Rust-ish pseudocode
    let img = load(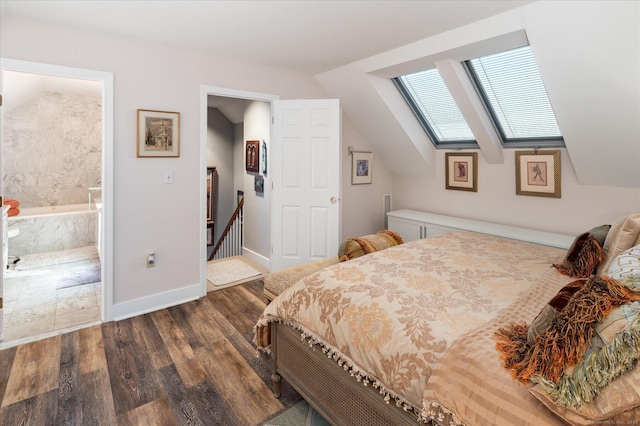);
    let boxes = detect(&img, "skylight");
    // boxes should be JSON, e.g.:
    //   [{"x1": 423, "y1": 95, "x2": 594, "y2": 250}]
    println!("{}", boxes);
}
[
  {"x1": 467, "y1": 46, "x2": 563, "y2": 142},
  {"x1": 394, "y1": 69, "x2": 475, "y2": 144},
  {"x1": 393, "y1": 45, "x2": 563, "y2": 149}
]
